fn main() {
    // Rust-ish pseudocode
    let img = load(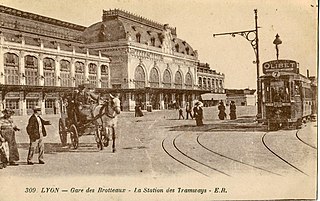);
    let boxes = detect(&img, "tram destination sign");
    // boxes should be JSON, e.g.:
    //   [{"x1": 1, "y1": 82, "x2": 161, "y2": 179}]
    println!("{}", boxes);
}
[{"x1": 262, "y1": 60, "x2": 298, "y2": 74}]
